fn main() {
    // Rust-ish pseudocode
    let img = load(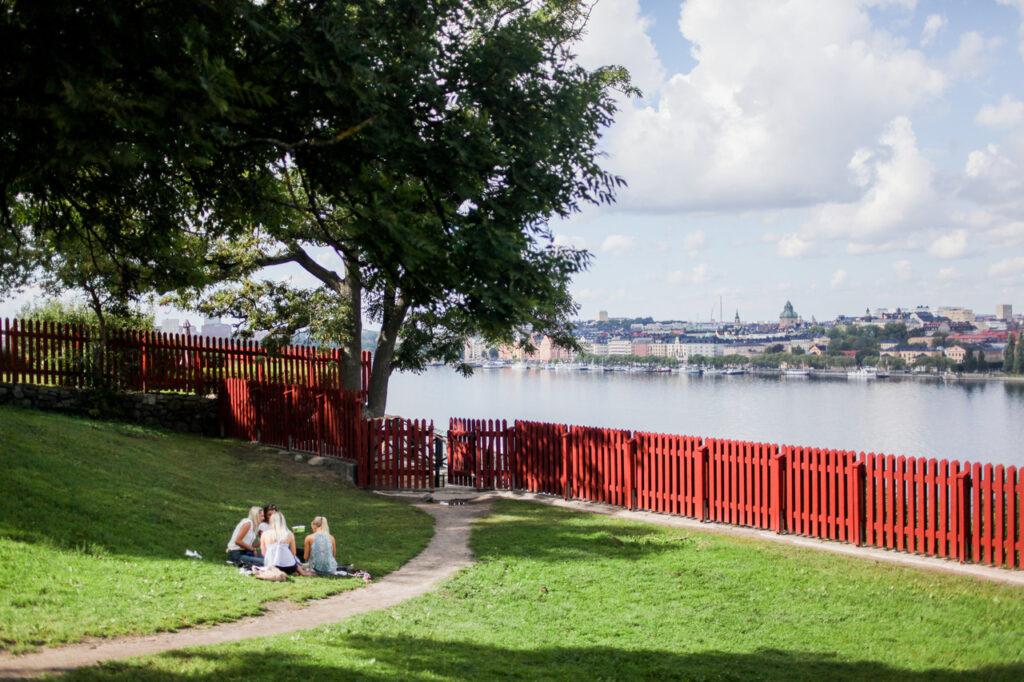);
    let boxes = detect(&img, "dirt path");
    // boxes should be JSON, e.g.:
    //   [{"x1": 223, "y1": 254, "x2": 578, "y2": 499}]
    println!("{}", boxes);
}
[{"x1": 0, "y1": 500, "x2": 490, "y2": 680}]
